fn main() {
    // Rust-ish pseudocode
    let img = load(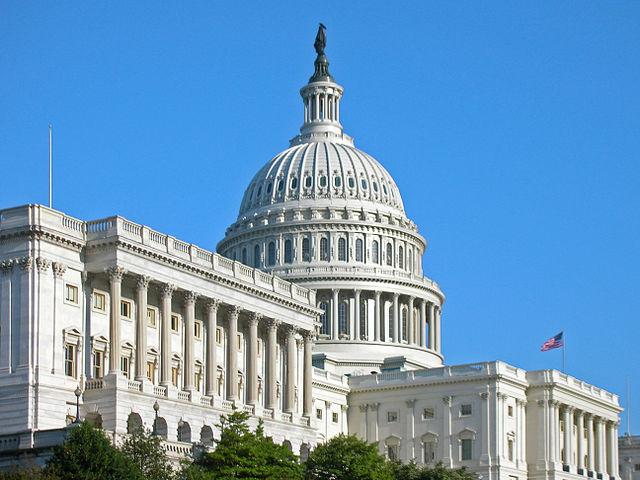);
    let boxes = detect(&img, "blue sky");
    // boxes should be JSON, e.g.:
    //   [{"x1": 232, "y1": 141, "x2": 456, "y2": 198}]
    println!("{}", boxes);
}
[{"x1": 1, "y1": 2, "x2": 639, "y2": 432}]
